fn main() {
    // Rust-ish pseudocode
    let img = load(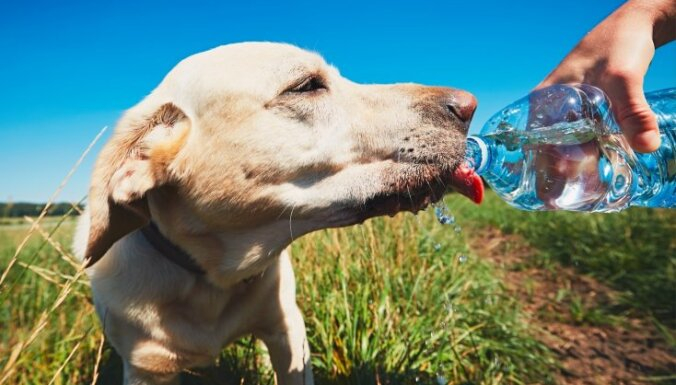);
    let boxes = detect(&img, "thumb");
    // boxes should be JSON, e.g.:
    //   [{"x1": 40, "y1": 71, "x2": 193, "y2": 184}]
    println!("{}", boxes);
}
[{"x1": 607, "y1": 79, "x2": 661, "y2": 153}]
